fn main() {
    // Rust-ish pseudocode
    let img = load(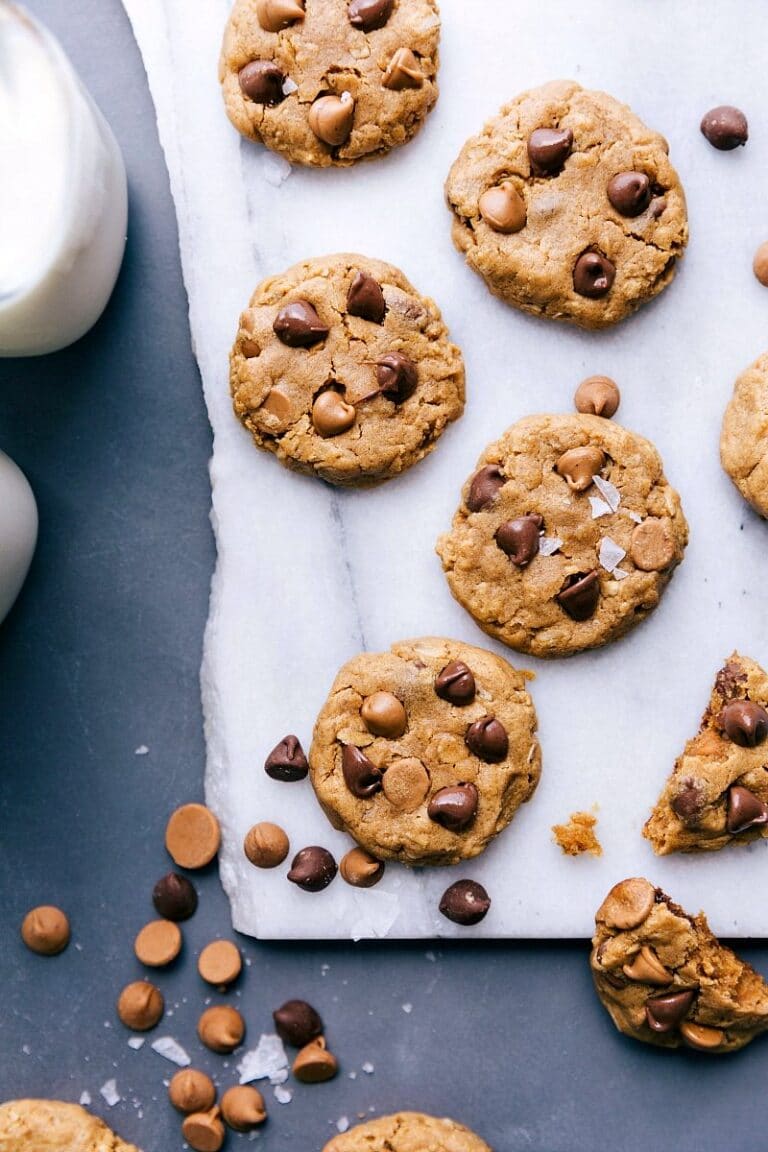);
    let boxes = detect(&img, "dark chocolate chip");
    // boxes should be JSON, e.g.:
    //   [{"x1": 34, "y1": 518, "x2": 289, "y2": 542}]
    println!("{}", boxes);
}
[
  {"x1": 152, "y1": 873, "x2": 198, "y2": 922},
  {"x1": 467, "y1": 465, "x2": 504, "y2": 512},
  {"x1": 700, "y1": 105, "x2": 748, "y2": 151},
  {"x1": 428, "y1": 783, "x2": 479, "y2": 831},
  {"x1": 465, "y1": 717, "x2": 509, "y2": 763},
  {"x1": 721, "y1": 700, "x2": 768, "y2": 747},
  {"x1": 557, "y1": 571, "x2": 600, "y2": 621},
  {"x1": 273, "y1": 301, "x2": 329, "y2": 348},
  {"x1": 273, "y1": 999, "x2": 323, "y2": 1047},
  {"x1": 376, "y1": 353, "x2": 418, "y2": 402},
  {"x1": 287, "y1": 846, "x2": 338, "y2": 892},
  {"x1": 348, "y1": 0, "x2": 393, "y2": 31},
  {"x1": 496, "y1": 514, "x2": 543, "y2": 568},
  {"x1": 645, "y1": 989, "x2": 696, "y2": 1033},
  {"x1": 439, "y1": 879, "x2": 491, "y2": 926},
  {"x1": 726, "y1": 785, "x2": 768, "y2": 834},
  {"x1": 527, "y1": 127, "x2": 573, "y2": 176},
  {"x1": 238, "y1": 60, "x2": 286, "y2": 105},
  {"x1": 671, "y1": 781, "x2": 704, "y2": 825},
  {"x1": 347, "y1": 271, "x2": 386, "y2": 323},
  {"x1": 341, "y1": 745, "x2": 383, "y2": 799},
  {"x1": 265, "y1": 735, "x2": 309, "y2": 781},
  {"x1": 435, "y1": 660, "x2": 476, "y2": 706},
  {"x1": 573, "y1": 252, "x2": 616, "y2": 299},
  {"x1": 607, "y1": 172, "x2": 652, "y2": 217}
]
